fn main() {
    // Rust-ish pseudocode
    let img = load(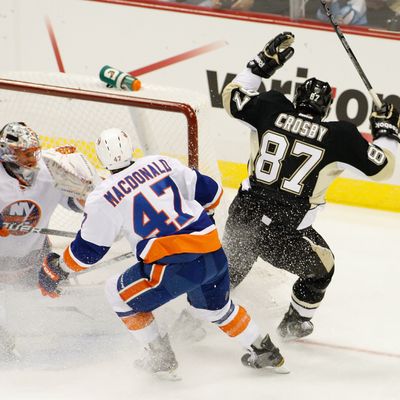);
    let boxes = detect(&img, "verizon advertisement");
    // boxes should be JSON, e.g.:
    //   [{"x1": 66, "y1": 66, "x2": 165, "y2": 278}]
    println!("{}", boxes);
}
[{"x1": 1, "y1": 0, "x2": 399, "y2": 207}]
